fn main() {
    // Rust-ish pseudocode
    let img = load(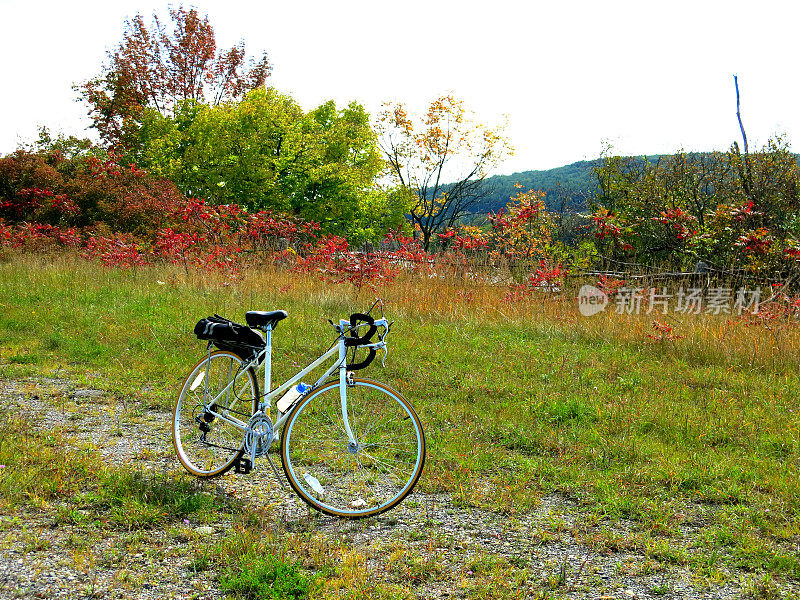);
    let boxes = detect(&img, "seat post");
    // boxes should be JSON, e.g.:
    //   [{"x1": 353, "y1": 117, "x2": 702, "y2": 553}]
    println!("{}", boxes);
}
[{"x1": 263, "y1": 324, "x2": 273, "y2": 411}]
